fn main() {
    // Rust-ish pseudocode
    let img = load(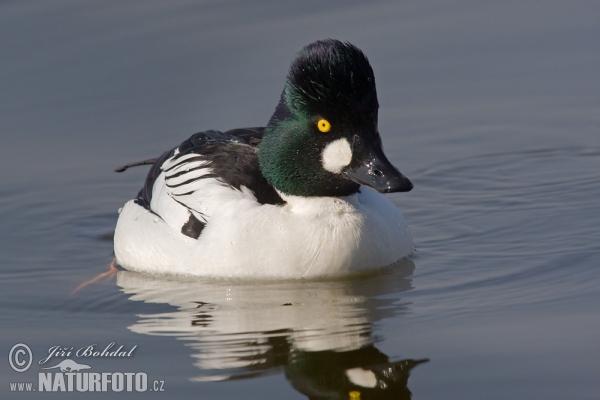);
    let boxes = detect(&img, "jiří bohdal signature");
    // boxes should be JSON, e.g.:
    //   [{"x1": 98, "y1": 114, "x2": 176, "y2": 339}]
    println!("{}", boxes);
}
[
  {"x1": 38, "y1": 342, "x2": 137, "y2": 365},
  {"x1": 114, "y1": 259, "x2": 429, "y2": 399}
]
